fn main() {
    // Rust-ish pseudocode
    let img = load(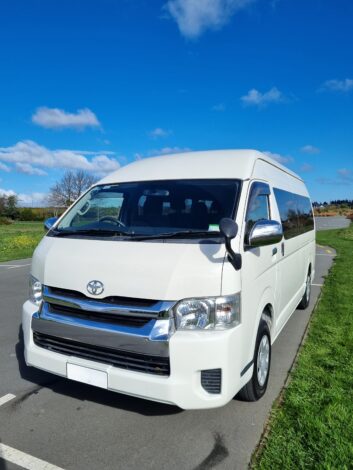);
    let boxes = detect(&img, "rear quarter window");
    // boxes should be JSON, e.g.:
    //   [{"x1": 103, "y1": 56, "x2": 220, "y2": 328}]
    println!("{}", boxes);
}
[{"x1": 273, "y1": 188, "x2": 314, "y2": 239}]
